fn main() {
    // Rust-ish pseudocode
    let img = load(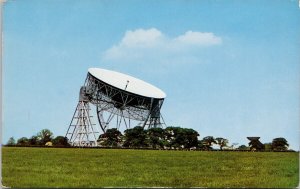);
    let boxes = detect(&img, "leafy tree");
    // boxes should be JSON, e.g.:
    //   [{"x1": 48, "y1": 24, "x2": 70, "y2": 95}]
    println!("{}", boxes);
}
[
  {"x1": 181, "y1": 128, "x2": 199, "y2": 149},
  {"x1": 123, "y1": 126, "x2": 148, "y2": 148},
  {"x1": 17, "y1": 137, "x2": 29, "y2": 146},
  {"x1": 201, "y1": 136, "x2": 216, "y2": 150},
  {"x1": 6, "y1": 137, "x2": 16, "y2": 146},
  {"x1": 248, "y1": 138, "x2": 264, "y2": 151},
  {"x1": 237, "y1": 145, "x2": 248, "y2": 151},
  {"x1": 37, "y1": 129, "x2": 53, "y2": 145},
  {"x1": 215, "y1": 137, "x2": 228, "y2": 150},
  {"x1": 163, "y1": 127, "x2": 199, "y2": 149},
  {"x1": 163, "y1": 127, "x2": 178, "y2": 149},
  {"x1": 146, "y1": 127, "x2": 164, "y2": 149},
  {"x1": 264, "y1": 143, "x2": 272, "y2": 152},
  {"x1": 97, "y1": 128, "x2": 123, "y2": 147},
  {"x1": 272, "y1": 137, "x2": 289, "y2": 151},
  {"x1": 52, "y1": 136, "x2": 70, "y2": 147},
  {"x1": 197, "y1": 140, "x2": 206, "y2": 150},
  {"x1": 166, "y1": 127, "x2": 184, "y2": 149},
  {"x1": 29, "y1": 135, "x2": 40, "y2": 146},
  {"x1": 203, "y1": 136, "x2": 216, "y2": 146},
  {"x1": 172, "y1": 127, "x2": 186, "y2": 149}
]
